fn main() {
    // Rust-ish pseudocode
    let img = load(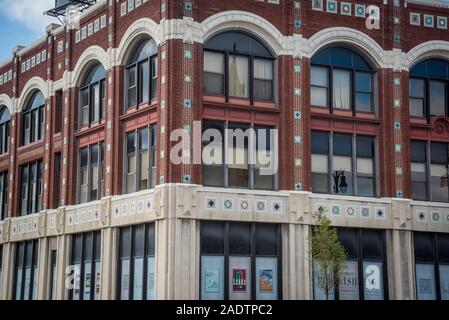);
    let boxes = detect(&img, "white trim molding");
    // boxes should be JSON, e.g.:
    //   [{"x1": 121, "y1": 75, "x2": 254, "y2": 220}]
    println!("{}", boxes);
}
[
  {"x1": 17, "y1": 77, "x2": 49, "y2": 113},
  {"x1": 69, "y1": 45, "x2": 109, "y2": 88},
  {"x1": 0, "y1": 94, "x2": 13, "y2": 115},
  {"x1": 404, "y1": 40, "x2": 449, "y2": 70}
]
